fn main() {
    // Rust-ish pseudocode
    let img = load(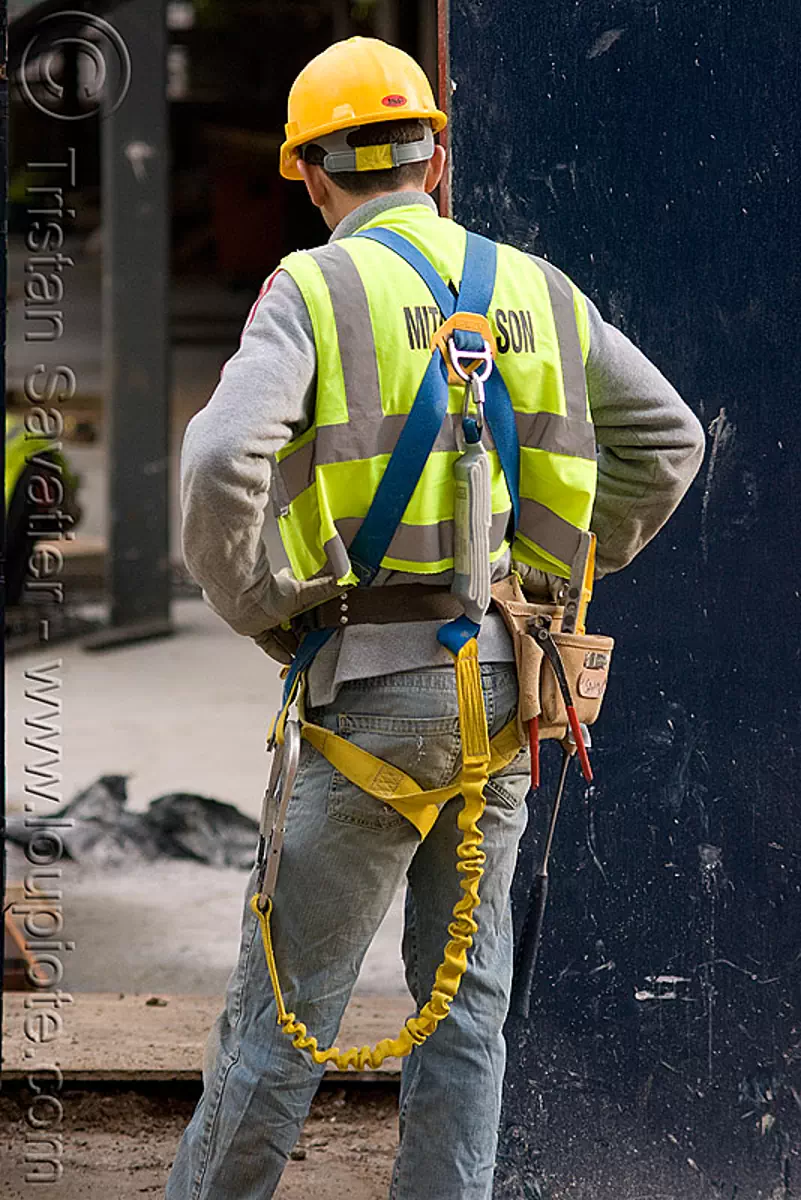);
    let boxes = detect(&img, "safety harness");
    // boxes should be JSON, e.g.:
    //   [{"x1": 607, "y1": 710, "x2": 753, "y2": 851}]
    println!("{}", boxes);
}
[{"x1": 250, "y1": 229, "x2": 610, "y2": 1069}]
